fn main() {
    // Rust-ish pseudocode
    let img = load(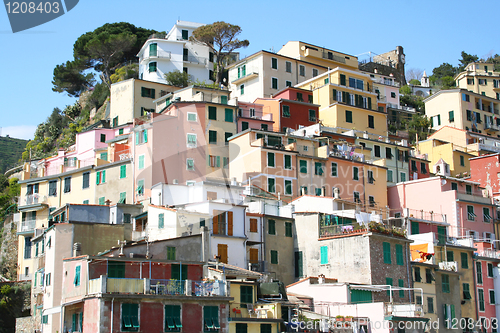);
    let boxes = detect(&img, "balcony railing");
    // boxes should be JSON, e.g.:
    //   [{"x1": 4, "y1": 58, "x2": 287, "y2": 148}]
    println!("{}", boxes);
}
[
  {"x1": 22, "y1": 194, "x2": 47, "y2": 206},
  {"x1": 230, "y1": 302, "x2": 281, "y2": 319},
  {"x1": 484, "y1": 122, "x2": 499, "y2": 131},
  {"x1": 438, "y1": 261, "x2": 458, "y2": 272},
  {"x1": 456, "y1": 192, "x2": 491, "y2": 205},
  {"x1": 140, "y1": 50, "x2": 172, "y2": 62},
  {"x1": 476, "y1": 249, "x2": 500, "y2": 259},
  {"x1": 230, "y1": 67, "x2": 259, "y2": 83},
  {"x1": 371, "y1": 77, "x2": 400, "y2": 87},
  {"x1": 88, "y1": 276, "x2": 229, "y2": 297},
  {"x1": 384, "y1": 303, "x2": 423, "y2": 317},
  {"x1": 18, "y1": 219, "x2": 36, "y2": 233},
  {"x1": 183, "y1": 55, "x2": 208, "y2": 65}
]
